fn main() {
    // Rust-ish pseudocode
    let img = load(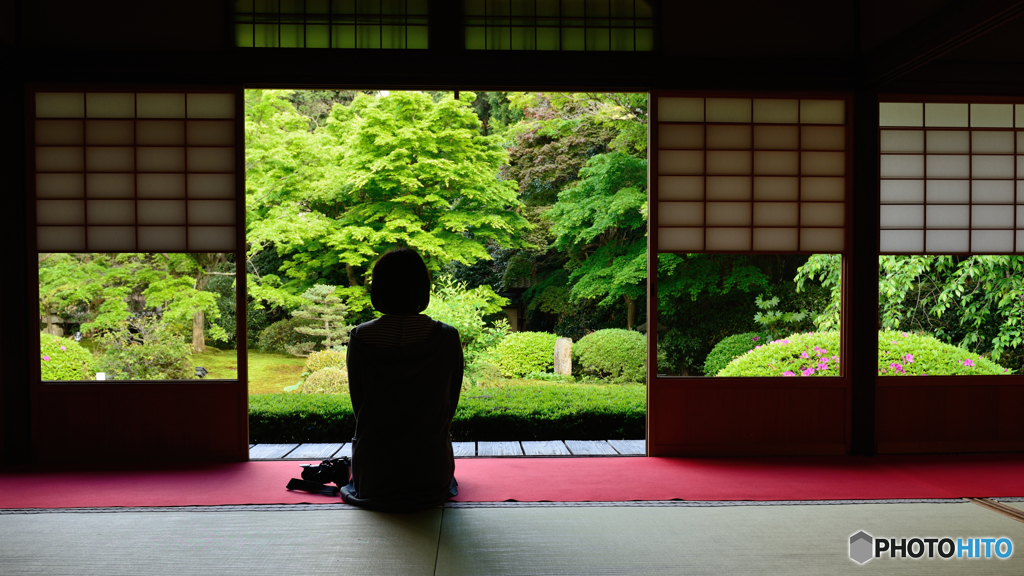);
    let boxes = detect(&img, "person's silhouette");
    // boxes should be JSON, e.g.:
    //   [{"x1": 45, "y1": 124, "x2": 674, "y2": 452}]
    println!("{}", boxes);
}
[{"x1": 340, "y1": 248, "x2": 463, "y2": 511}]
